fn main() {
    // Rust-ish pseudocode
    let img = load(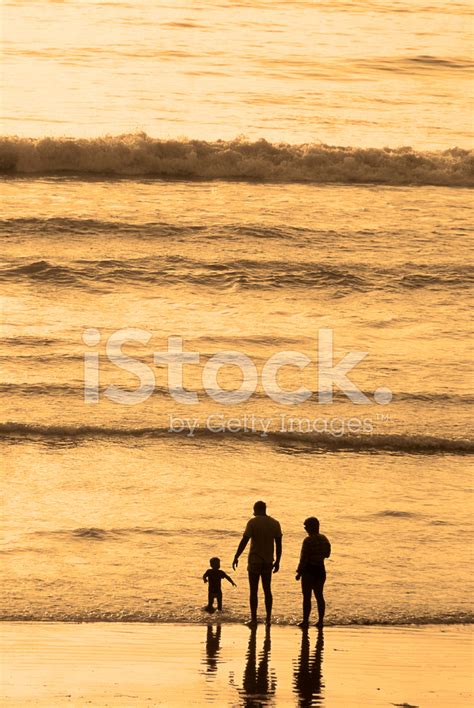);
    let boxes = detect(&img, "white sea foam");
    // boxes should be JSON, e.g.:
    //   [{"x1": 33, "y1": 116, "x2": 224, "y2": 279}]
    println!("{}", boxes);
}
[{"x1": 0, "y1": 135, "x2": 472, "y2": 186}]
